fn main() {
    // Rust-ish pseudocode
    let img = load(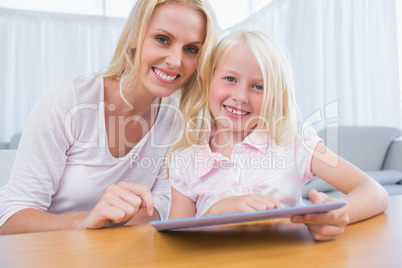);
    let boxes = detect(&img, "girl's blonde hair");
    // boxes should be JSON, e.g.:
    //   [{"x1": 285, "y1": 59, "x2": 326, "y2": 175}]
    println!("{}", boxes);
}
[
  {"x1": 176, "y1": 30, "x2": 300, "y2": 151},
  {"x1": 99, "y1": 0, "x2": 217, "y2": 110}
]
